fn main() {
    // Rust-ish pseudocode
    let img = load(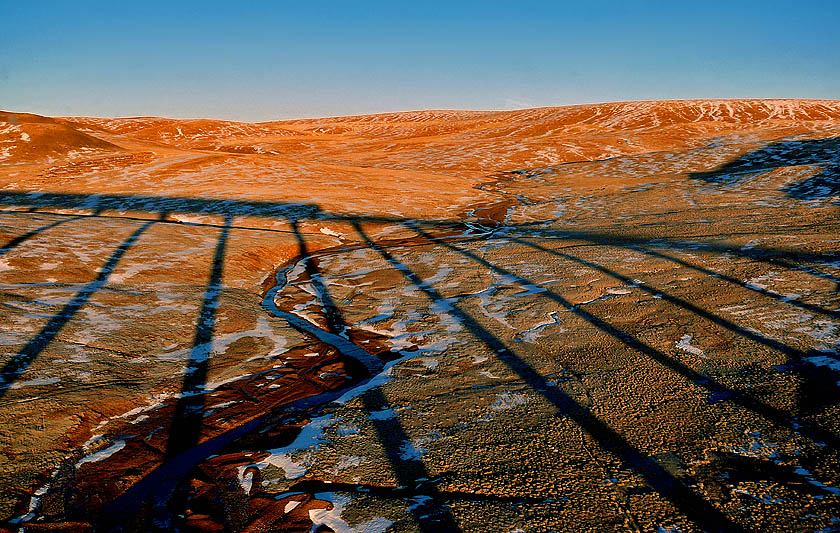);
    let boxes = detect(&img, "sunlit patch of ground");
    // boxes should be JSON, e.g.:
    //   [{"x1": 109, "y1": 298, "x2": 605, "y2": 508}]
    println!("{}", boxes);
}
[{"x1": 1, "y1": 100, "x2": 839, "y2": 531}]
